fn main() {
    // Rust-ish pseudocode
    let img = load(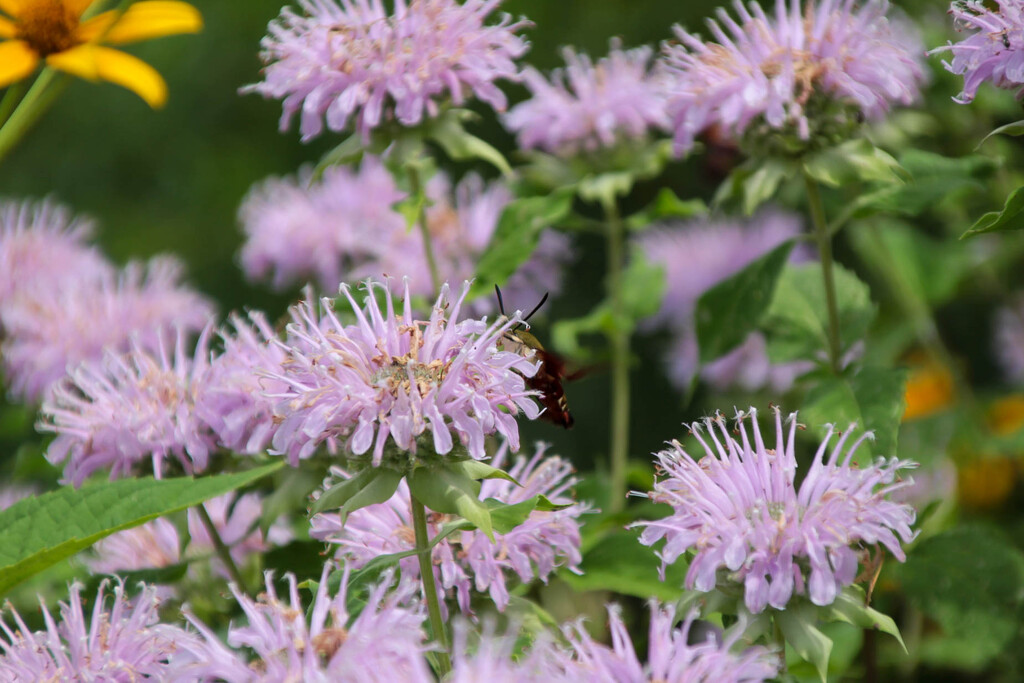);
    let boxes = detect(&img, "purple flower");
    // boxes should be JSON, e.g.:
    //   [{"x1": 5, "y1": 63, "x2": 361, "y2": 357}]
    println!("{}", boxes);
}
[
  {"x1": 174, "y1": 564, "x2": 433, "y2": 682},
  {"x1": 39, "y1": 326, "x2": 218, "y2": 486},
  {"x1": 87, "y1": 517, "x2": 182, "y2": 576},
  {"x1": 311, "y1": 442, "x2": 586, "y2": 612},
  {"x1": 186, "y1": 492, "x2": 293, "y2": 578},
  {"x1": 245, "y1": 0, "x2": 531, "y2": 141},
  {"x1": 0, "y1": 198, "x2": 112, "y2": 305},
  {"x1": 1, "y1": 256, "x2": 214, "y2": 402},
  {"x1": 633, "y1": 408, "x2": 917, "y2": 613},
  {"x1": 562, "y1": 603, "x2": 779, "y2": 683},
  {"x1": 933, "y1": 1, "x2": 1024, "y2": 103},
  {"x1": 238, "y1": 159, "x2": 573, "y2": 307},
  {"x1": 662, "y1": 0, "x2": 925, "y2": 153},
  {"x1": 504, "y1": 40, "x2": 669, "y2": 154},
  {"x1": 0, "y1": 485, "x2": 34, "y2": 512},
  {"x1": 268, "y1": 279, "x2": 541, "y2": 465},
  {"x1": 637, "y1": 210, "x2": 810, "y2": 392},
  {"x1": 450, "y1": 619, "x2": 574, "y2": 682},
  {"x1": 995, "y1": 296, "x2": 1024, "y2": 383},
  {"x1": 197, "y1": 311, "x2": 290, "y2": 455},
  {"x1": 0, "y1": 580, "x2": 196, "y2": 681}
]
